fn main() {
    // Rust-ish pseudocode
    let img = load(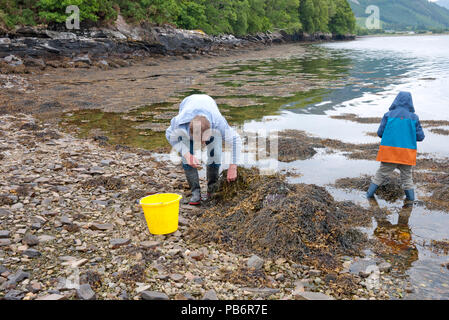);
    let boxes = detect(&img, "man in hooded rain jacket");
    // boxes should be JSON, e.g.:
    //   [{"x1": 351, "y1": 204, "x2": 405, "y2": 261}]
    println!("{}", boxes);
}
[{"x1": 166, "y1": 94, "x2": 242, "y2": 206}]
